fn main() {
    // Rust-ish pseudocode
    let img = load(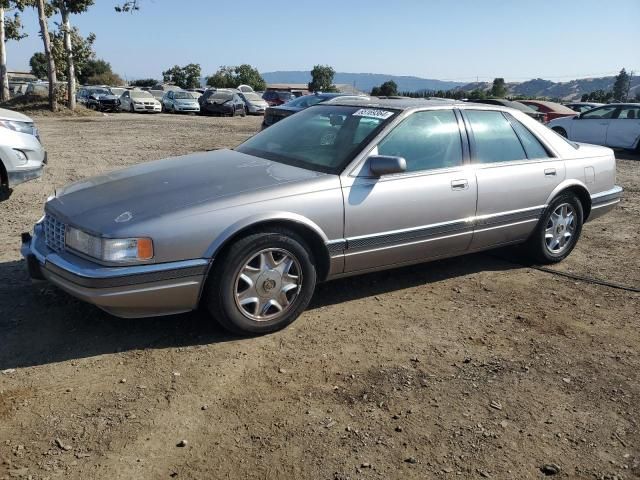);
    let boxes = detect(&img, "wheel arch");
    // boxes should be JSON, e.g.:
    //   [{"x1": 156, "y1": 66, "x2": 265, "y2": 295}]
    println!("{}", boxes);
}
[
  {"x1": 204, "y1": 213, "x2": 332, "y2": 282},
  {"x1": 545, "y1": 180, "x2": 592, "y2": 220}
]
